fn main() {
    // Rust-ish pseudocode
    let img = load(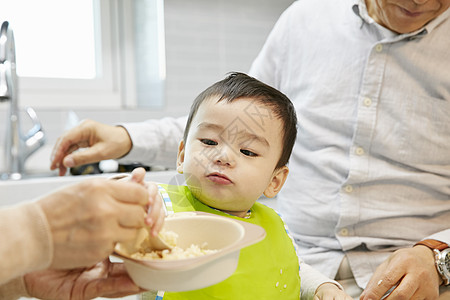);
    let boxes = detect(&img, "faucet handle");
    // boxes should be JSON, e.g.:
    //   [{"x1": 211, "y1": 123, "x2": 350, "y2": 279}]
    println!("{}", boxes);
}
[
  {"x1": 25, "y1": 107, "x2": 43, "y2": 138},
  {"x1": 23, "y1": 107, "x2": 46, "y2": 159}
]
